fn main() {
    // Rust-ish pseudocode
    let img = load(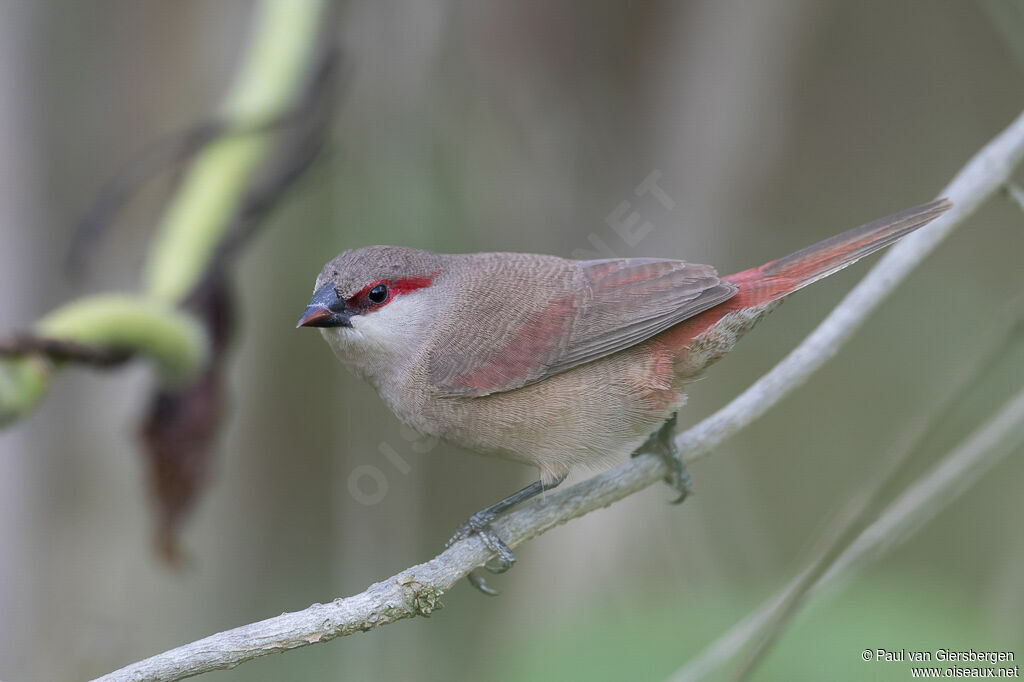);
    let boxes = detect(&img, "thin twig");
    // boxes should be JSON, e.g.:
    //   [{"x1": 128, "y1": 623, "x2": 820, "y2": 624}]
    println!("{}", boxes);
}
[
  {"x1": 675, "y1": 115, "x2": 1024, "y2": 463},
  {"x1": 1005, "y1": 182, "x2": 1024, "y2": 214},
  {"x1": 671, "y1": 382, "x2": 1024, "y2": 682},
  {"x1": 92, "y1": 109, "x2": 1024, "y2": 682},
  {"x1": 67, "y1": 28, "x2": 342, "y2": 278},
  {"x1": 0, "y1": 334, "x2": 132, "y2": 367},
  {"x1": 186, "y1": 43, "x2": 345, "y2": 306},
  {"x1": 721, "y1": 315, "x2": 1024, "y2": 682}
]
